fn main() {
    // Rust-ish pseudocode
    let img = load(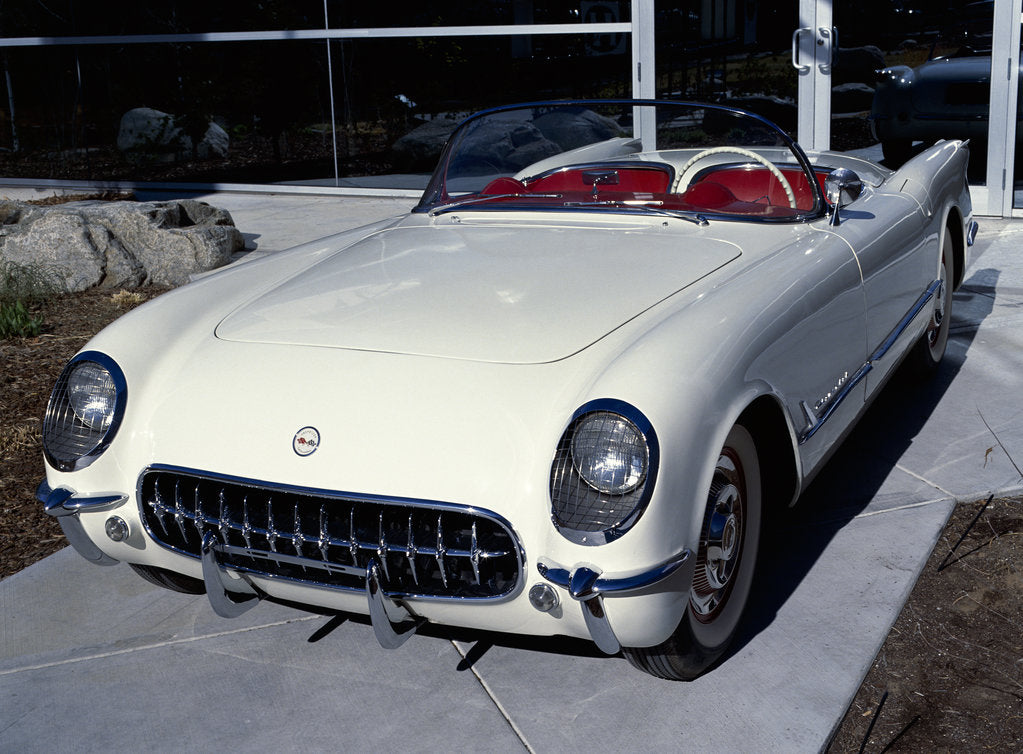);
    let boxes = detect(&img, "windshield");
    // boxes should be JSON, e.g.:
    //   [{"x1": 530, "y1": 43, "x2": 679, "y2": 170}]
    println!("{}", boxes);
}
[{"x1": 415, "y1": 100, "x2": 825, "y2": 223}]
